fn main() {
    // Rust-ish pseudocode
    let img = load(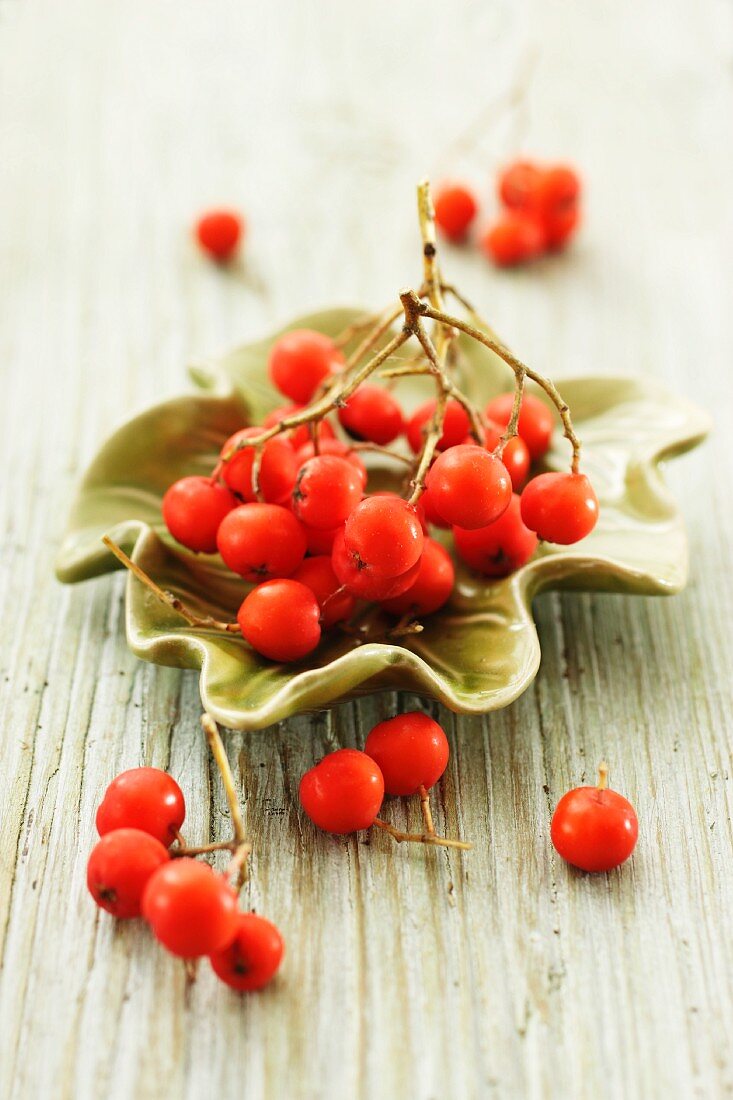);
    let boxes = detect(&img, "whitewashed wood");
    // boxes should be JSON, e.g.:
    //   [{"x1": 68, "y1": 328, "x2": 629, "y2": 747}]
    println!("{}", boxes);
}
[{"x1": 1, "y1": 1, "x2": 732, "y2": 1098}]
